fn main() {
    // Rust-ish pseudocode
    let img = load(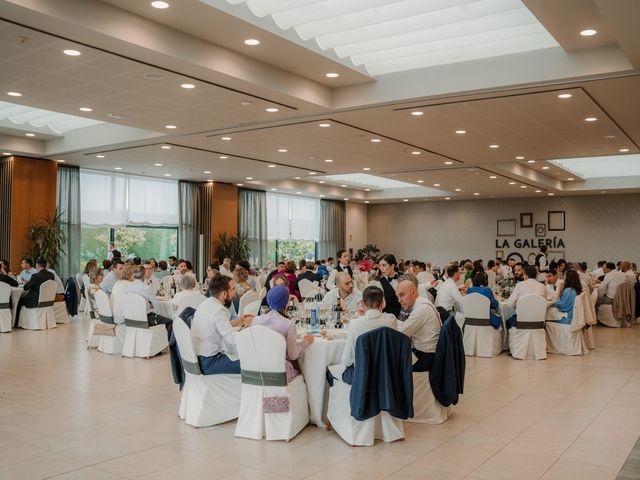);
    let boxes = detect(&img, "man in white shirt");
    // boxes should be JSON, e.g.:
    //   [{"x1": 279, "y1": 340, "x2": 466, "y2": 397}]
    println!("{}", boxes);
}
[
  {"x1": 322, "y1": 271, "x2": 362, "y2": 314},
  {"x1": 219, "y1": 258, "x2": 234, "y2": 278},
  {"x1": 191, "y1": 275, "x2": 252, "y2": 374},
  {"x1": 435, "y1": 264, "x2": 465, "y2": 316},
  {"x1": 172, "y1": 259, "x2": 189, "y2": 285},
  {"x1": 506, "y1": 265, "x2": 547, "y2": 328},
  {"x1": 544, "y1": 270, "x2": 563, "y2": 300},
  {"x1": 396, "y1": 275, "x2": 441, "y2": 372},
  {"x1": 597, "y1": 262, "x2": 627, "y2": 307},
  {"x1": 333, "y1": 286, "x2": 397, "y2": 384},
  {"x1": 592, "y1": 261, "x2": 606, "y2": 281},
  {"x1": 326, "y1": 250, "x2": 353, "y2": 290},
  {"x1": 100, "y1": 259, "x2": 125, "y2": 296}
]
